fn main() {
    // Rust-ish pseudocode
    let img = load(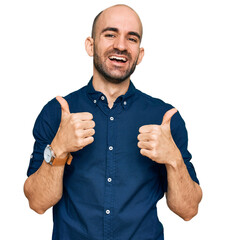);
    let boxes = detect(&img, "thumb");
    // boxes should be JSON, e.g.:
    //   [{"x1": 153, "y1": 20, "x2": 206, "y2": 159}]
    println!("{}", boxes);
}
[
  {"x1": 161, "y1": 108, "x2": 177, "y2": 125},
  {"x1": 56, "y1": 96, "x2": 70, "y2": 118}
]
